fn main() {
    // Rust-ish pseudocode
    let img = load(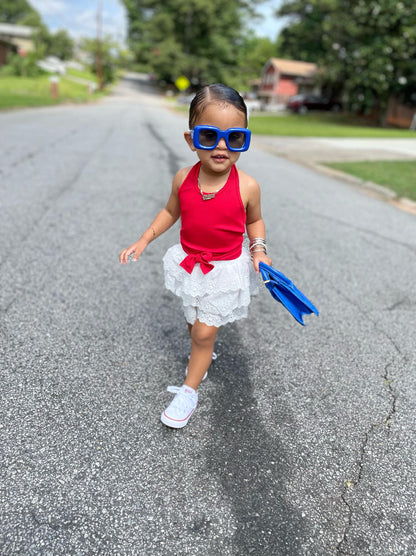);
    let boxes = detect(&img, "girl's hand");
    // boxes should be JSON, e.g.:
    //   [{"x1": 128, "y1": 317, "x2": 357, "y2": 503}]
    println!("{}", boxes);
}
[
  {"x1": 252, "y1": 251, "x2": 272, "y2": 273},
  {"x1": 119, "y1": 239, "x2": 146, "y2": 264}
]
